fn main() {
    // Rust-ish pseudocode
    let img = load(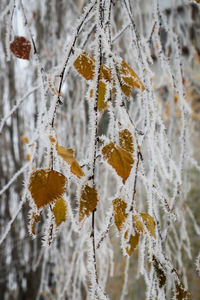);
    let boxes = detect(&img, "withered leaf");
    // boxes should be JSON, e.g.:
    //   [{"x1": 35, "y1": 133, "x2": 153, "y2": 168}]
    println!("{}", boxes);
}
[
  {"x1": 120, "y1": 83, "x2": 132, "y2": 98},
  {"x1": 79, "y1": 185, "x2": 98, "y2": 222},
  {"x1": 113, "y1": 198, "x2": 127, "y2": 231},
  {"x1": 100, "y1": 64, "x2": 113, "y2": 82},
  {"x1": 73, "y1": 51, "x2": 95, "y2": 80},
  {"x1": 175, "y1": 281, "x2": 190, "y2": 300},
  {"x1": 133, "y1": 215, "x2": 145, "y2": 233},
  {"x1": 21, "y1": 135, "x2": 29, "y2": 144},
  {"x1": 125, "y1": 231, "x2": 140, "y2": 256},
  {"x1": 119, "y1": 129, "x2": 134, "y2": 153},
  {"x1": 10, "y1": 36, "x2": 31, "y2": 60},
  {"x1": 70, "y1": 160, "x2": 85, "y2": 178},
  {"x1": 140, "y1": 213, "x2": 156, "y2": 239},
  {"x1": 102, "y1": 142, "x2": 134, "y2": 183},
  {"x1": 97, "y1": 80, "x2": 108, "y2": 112},
  {"x1": 52, "y1": 197, "x2": 67, "y2": 227},
  {"x1": 152, "y1": 255, "x2": 166, "y2": 288},
  {"x1": 30, "y1": 213, "x2": 40, "y2": 235},
  {"x1": 29, "y1": 169, "x2": 67, "y2": 209},
  {"x1": 119, "y1": 60, "x2": 145, "y2": 91}
]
